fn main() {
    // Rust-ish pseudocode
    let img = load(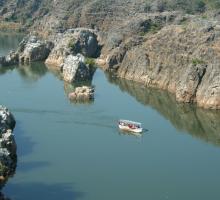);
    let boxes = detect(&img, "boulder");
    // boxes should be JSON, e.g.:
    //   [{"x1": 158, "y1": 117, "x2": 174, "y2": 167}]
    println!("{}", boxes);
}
[
  {"x1": 68, "y1": 86, "x2": 94, "y2": 102},
  {"x1": 62, "y1": 54, "x2": 94, "y2": 83}
]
